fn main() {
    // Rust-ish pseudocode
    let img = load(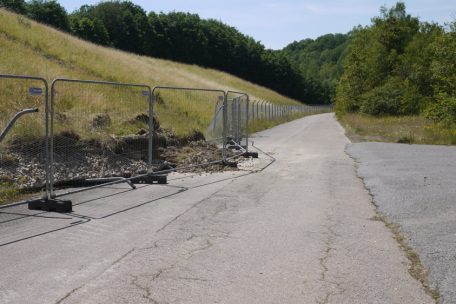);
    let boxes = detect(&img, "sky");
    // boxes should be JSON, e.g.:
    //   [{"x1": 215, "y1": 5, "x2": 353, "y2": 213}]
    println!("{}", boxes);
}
[{"x1": 58, "y1": 0, "x2": 456, "y2": 50}]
